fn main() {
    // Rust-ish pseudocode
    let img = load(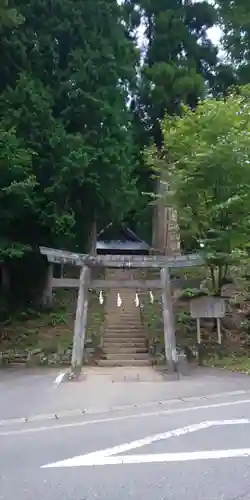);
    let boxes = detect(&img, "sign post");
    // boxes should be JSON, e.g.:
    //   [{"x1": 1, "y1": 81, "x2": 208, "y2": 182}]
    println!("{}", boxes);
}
[{"x1": 190, "y1": 296, "x2": 226, "y2": 345}]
